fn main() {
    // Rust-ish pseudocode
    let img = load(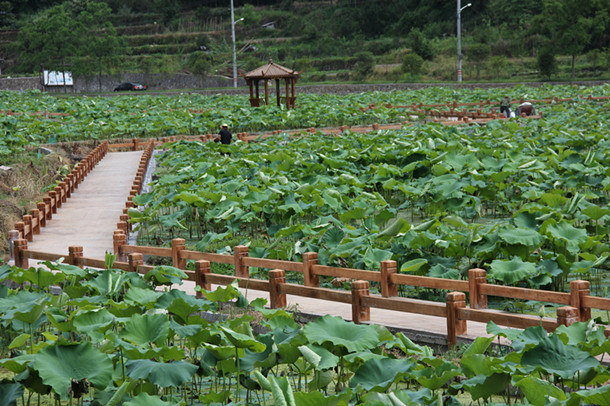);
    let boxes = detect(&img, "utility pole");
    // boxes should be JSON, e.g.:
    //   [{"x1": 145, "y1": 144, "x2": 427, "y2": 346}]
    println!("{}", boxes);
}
[{"x1": 457, "y1": 0, "x2": 472, "y2": 82}]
